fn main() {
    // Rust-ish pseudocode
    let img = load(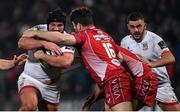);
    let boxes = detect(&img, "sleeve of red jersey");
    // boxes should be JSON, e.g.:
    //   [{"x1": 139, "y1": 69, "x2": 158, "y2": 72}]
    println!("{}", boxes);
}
[
  {"x1": 116, "y1": 45, "x2": 148, "y2": 77},
  {"x1": 116, "y1": 45, "x2": 140, "y2": 61},
  {"x1": 73, "y1": 32, "x2": 86, "y2": 44}
]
